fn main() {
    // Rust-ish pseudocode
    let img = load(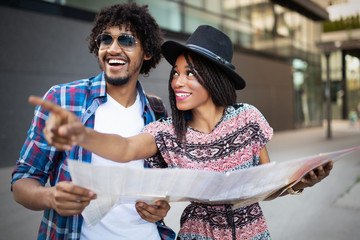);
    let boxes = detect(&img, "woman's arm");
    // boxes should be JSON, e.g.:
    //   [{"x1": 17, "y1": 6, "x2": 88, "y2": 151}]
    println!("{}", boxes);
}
[
  {"x1": 83, "y1": 131, "x2": 158, "y2": 162},
  {"x1": 259, "y1": 146, "x2": 270, "y2": 164},
  {"x1": 28, "y1": 96, "x2": 158, "y2": 162}
]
